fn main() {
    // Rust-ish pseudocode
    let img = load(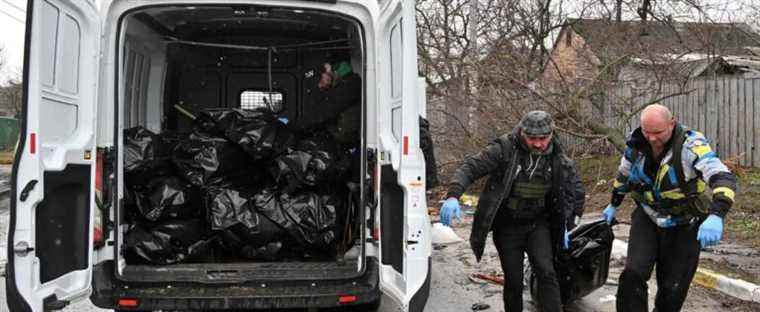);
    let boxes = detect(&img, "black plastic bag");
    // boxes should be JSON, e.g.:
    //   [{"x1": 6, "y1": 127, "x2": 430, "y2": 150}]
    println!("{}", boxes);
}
[
  {"x1": 124, "y1": 126, "x2": 158, "y2": 172},
  {"x1": 280, "y1": 192, "x2": 337, "y2": 249},
  {"x1": 205, "y1": 187, "x2": 285, "y2": 257},
  {"x1": 528, "y1": 220, "x2": 614, "y2": 304},
  {"x1": 270, "y1": 140, "x2": 333, "y2": 193},
  {"x1": 253, "y1": 189, "x2": 337, "y2": 250},
  {"x1": 124, "y1": 127, "x2": 175, "y2": 185},
  {"x1": 125, "y1": 219, "x2": 212, "y2": 265},
  {"x1": 132, "y1": 176, "x2": 200, "y2": 222},
  {"x1": 172, "y1": 132, "x2": 249, "y2": 186},
  {"x1": 196, "y1": 109, "x2": 294, "y2": 161}
]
